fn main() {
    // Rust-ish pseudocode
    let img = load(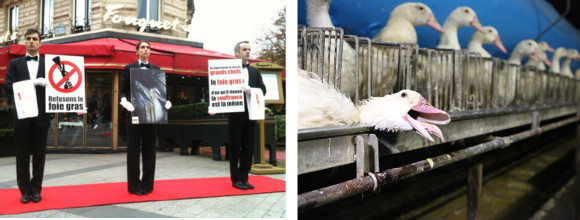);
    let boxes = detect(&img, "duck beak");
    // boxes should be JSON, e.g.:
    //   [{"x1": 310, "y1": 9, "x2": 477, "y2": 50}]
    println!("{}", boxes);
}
[
  {"x1": 493, "y1": 36, "x2": 507, "y2": 54},
  {"x1": 403, "y1": 97, "x2": 450, "y2": 143},
  {"x1": 531, "y1": 49, "x2": 552, "y2": 67},
  {"x1": 470, "y1": 16, "x2": 486, "y2": 34},
  {"x1": 546, "y1": 45, "x2": 555, "y2": 53},
  {"x1": 426, "y1": 14, "x2": 445, "y2": 34}
]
